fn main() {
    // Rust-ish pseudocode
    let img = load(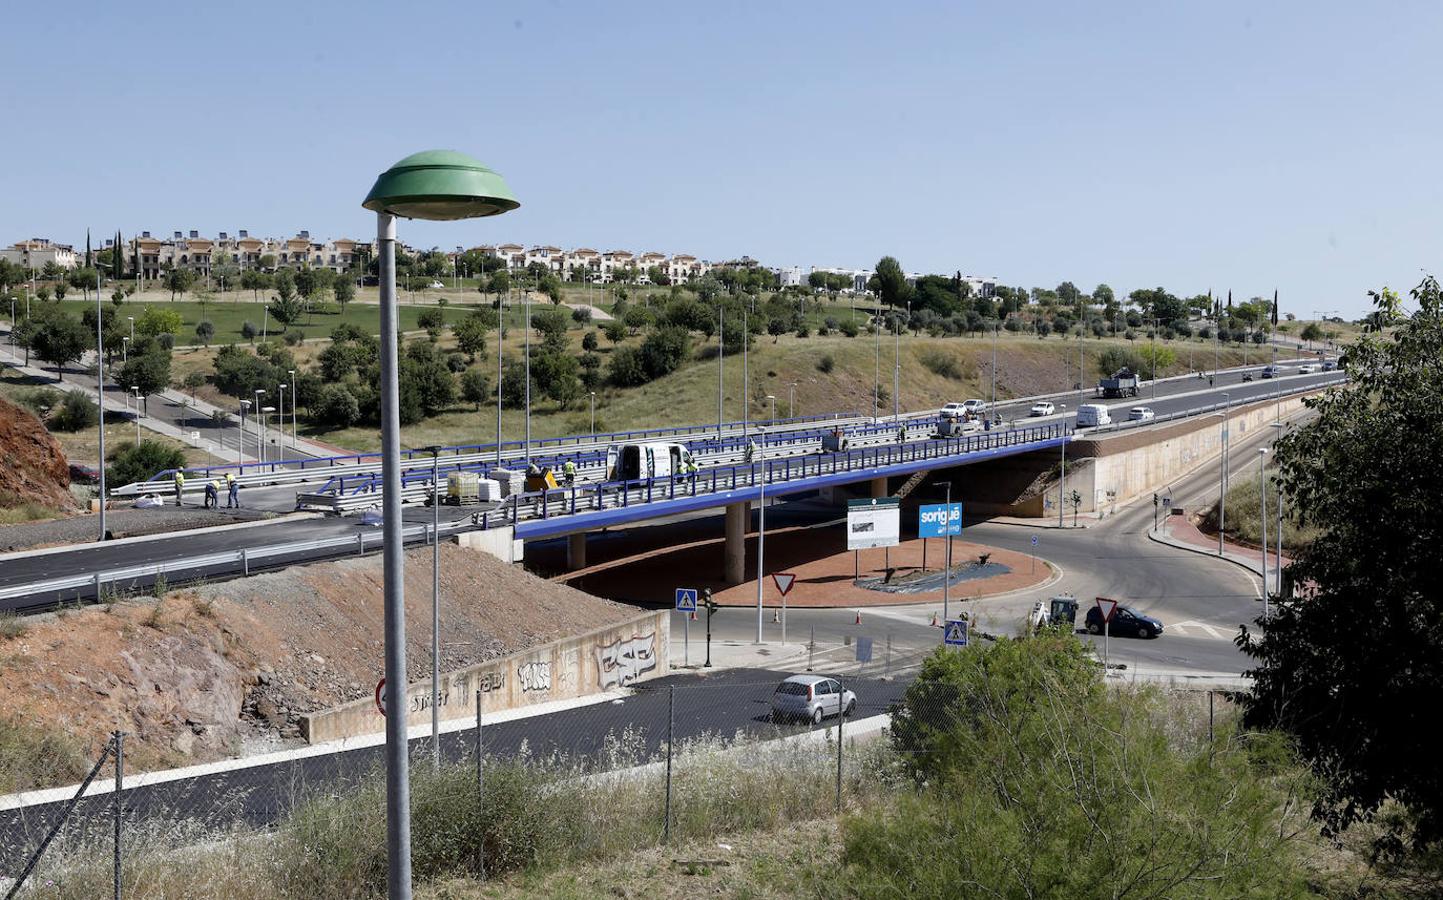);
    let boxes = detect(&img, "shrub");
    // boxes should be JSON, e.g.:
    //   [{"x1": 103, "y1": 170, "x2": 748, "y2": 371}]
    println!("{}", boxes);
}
[
  {"x1": 49, "y1": 391, "x2": 98, "y2": 432},
  {"x1": 106, "y1": 440, "x2": 186, "y2": 488},
  {"x1": 155, "y1": 332, "x2": 175, "y2": 351},
  {"x1": 460, "y1": 368, "x2": 490, "y2": 409},
  {"x1": 313, "y1": 384, "x2": 361, "y2": 428},
  {"x1": 839, "y1": 318, "x2": 860, "y2": 338},
  {"x1": 194, "y1": 320, "x2": 215, "y2": 346},
  {"x1": 919, "y1": 349, "x2": 962, "y2": 380},
  {"x1": 581, "y1": 331, "x2": 598, "y2": 352},
  {"x1": 638, "y1": 326, "x2": 689, "y2": 379},
  {"x1": 817, "y1": 354, "x2": 835, "y2": 374},
  {"x1": 283, "y1": 329, "x2": 304, "y2": 346},
  {"x1": 607, "y1": 345, "x2": 648, "y2": 387},
  {"x1": 571, "y1": 307, "x2": 592, "y2": 324},
  {"x1": 240, "y1": 321, "x2": 258, "y2": 343},
  {"x1": 446, "y1": 353, "x2": 468, "y2": 374}
]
